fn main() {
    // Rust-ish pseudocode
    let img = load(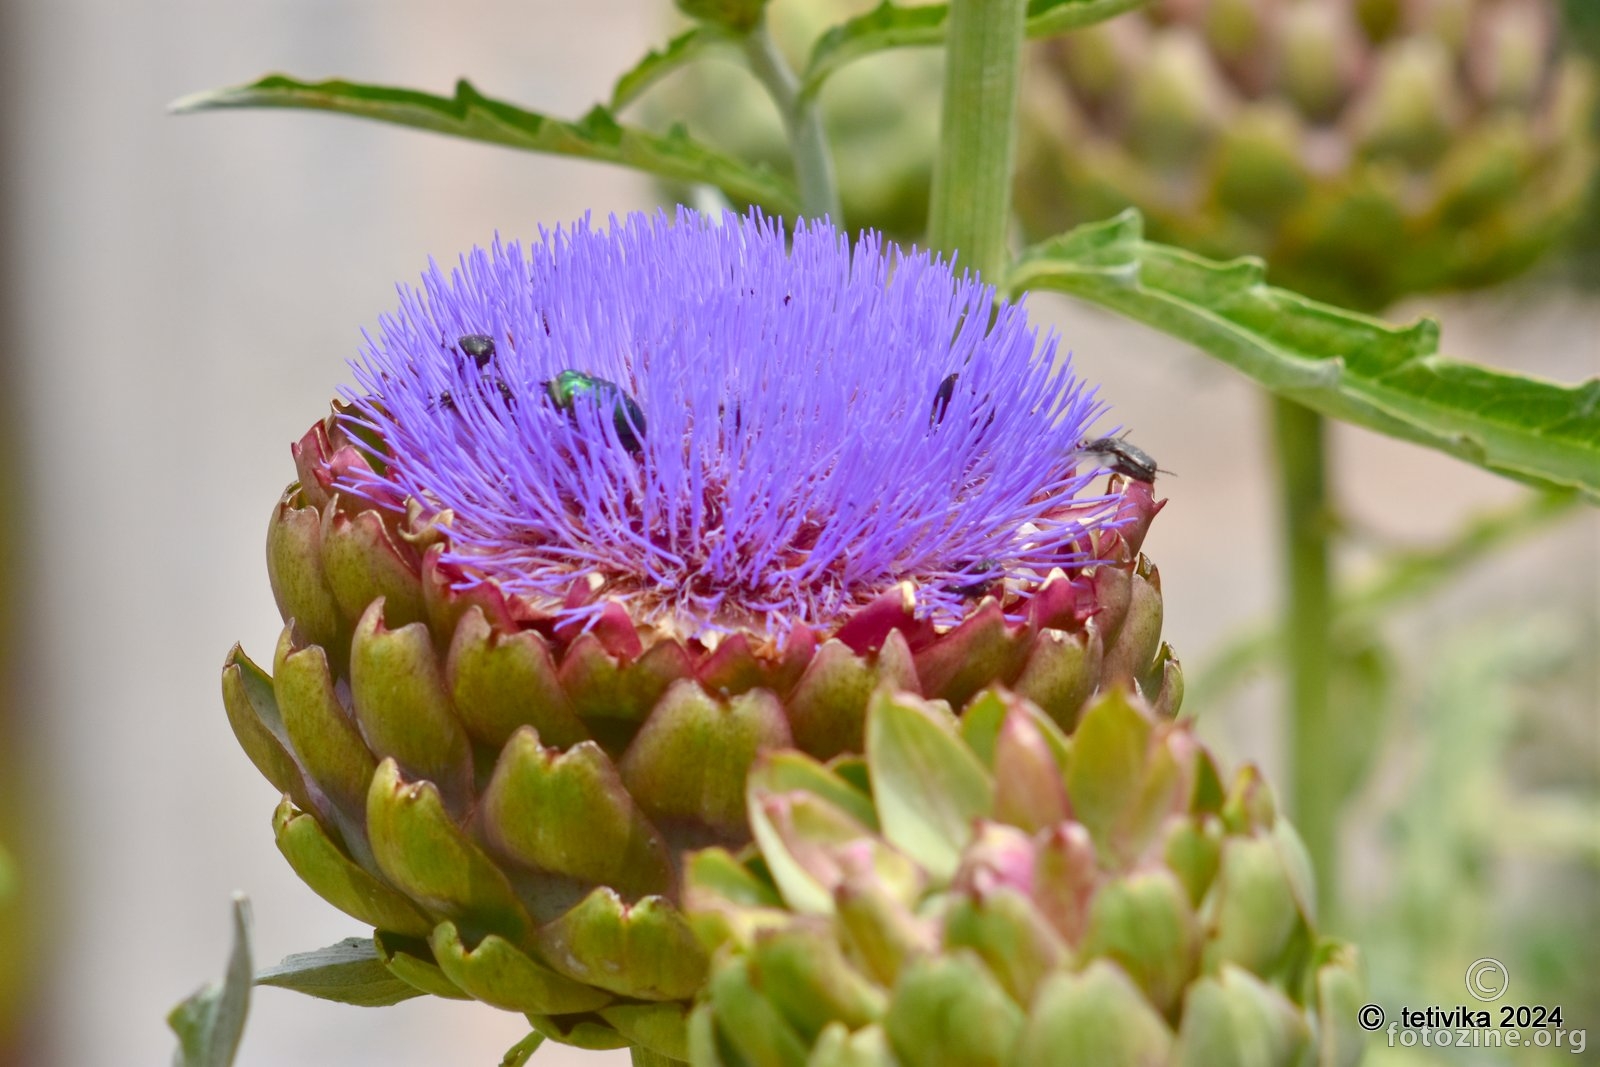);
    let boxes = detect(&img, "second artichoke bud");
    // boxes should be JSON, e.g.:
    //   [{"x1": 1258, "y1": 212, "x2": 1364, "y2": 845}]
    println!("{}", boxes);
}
[
  {"x1": 1016, "y1": 0, "x2": 1598, "y2": 309},
  {"x1": 685, "y1": 689, "x2": 1365, "y2": 1067}
]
